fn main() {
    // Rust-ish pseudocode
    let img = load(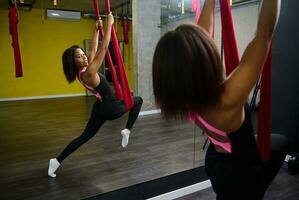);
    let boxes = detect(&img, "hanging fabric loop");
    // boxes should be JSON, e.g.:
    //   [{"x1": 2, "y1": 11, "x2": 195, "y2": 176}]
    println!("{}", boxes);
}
[
  {"x1": 94, "y1": 0, "x2": 134, "y2": 110},
  {"x1": 9, "y1": 2, "x2": 23, "y2": 78},
  {"x1": 219, "y1": 0, "x2": 272, "y2": 161},
  {"x1": 93, "y1": 0, "x2": 123, "y2": 100}
]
